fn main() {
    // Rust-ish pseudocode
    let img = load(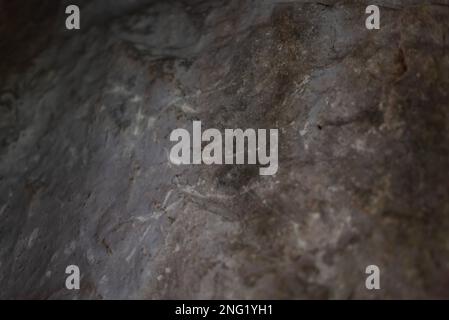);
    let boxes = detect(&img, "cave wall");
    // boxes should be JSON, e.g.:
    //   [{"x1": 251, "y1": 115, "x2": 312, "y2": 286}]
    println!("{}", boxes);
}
[{"x1": 0, "y1": 0, "x2": 449, "y2": 299}]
